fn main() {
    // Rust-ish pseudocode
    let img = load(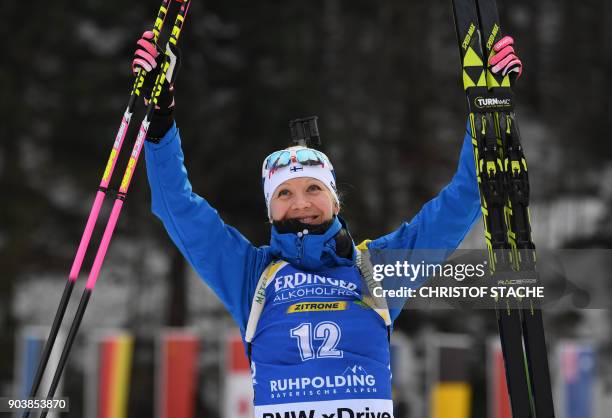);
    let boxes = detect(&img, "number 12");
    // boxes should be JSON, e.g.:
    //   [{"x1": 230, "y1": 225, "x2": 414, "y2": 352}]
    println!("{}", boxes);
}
[{"x1": 290, "y1": 321, "x2": 343, "y2": 361}]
